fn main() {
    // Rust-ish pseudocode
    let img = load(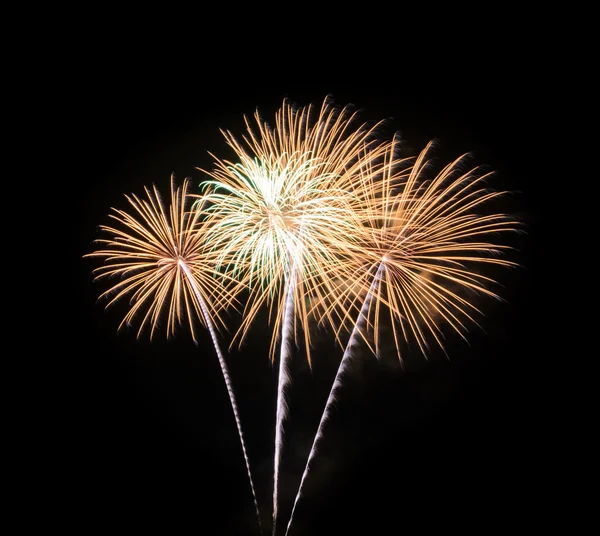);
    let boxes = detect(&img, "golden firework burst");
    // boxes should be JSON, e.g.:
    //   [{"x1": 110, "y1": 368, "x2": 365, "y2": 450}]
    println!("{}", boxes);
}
[
  {"x1": 85, "y1": 174, "x2": 239, "y2": 341},
  {"x1": 322, "y1": 138, "x2": 520, "y2": 359}
]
